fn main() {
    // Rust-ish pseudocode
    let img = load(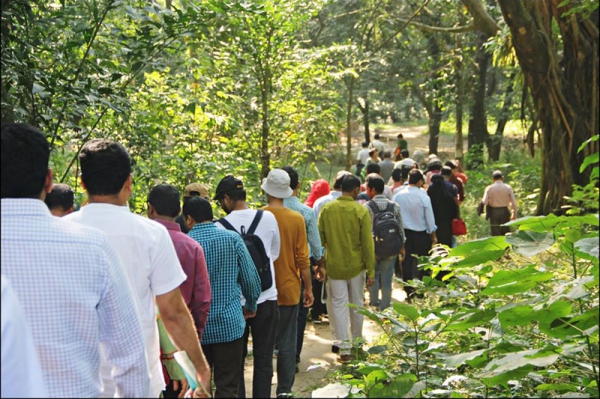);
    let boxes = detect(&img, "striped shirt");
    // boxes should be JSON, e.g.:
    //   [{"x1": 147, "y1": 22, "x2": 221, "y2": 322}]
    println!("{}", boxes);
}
[
  {"x1": 1, "y1": 199, "x2": 149, "y2": 397},
  {"x1": 284, "y1": 196, "x2": 324, "y2": 259},
  {"x1": 188, "y1": 222, "x2": 261, "y2": 345}
]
